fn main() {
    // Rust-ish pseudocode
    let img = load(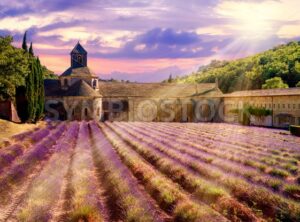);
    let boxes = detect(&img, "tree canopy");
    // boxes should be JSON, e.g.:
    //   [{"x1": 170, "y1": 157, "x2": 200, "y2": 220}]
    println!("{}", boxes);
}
[
  {"x1": 0, "y1": 35, "x2": 56, "y2": 100},
  {"x1": 262, "y1": 77, "x2": 289, "y2": 89},
  {"x1": 0, "y1": 34, "x2": 54, "y2": 122},
  {"x1": 175, "y1": 41, "x2": 300, "y2": 93},
  {"x1": 0, "y1": 36, "x2": 30, "y2": 100}
]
